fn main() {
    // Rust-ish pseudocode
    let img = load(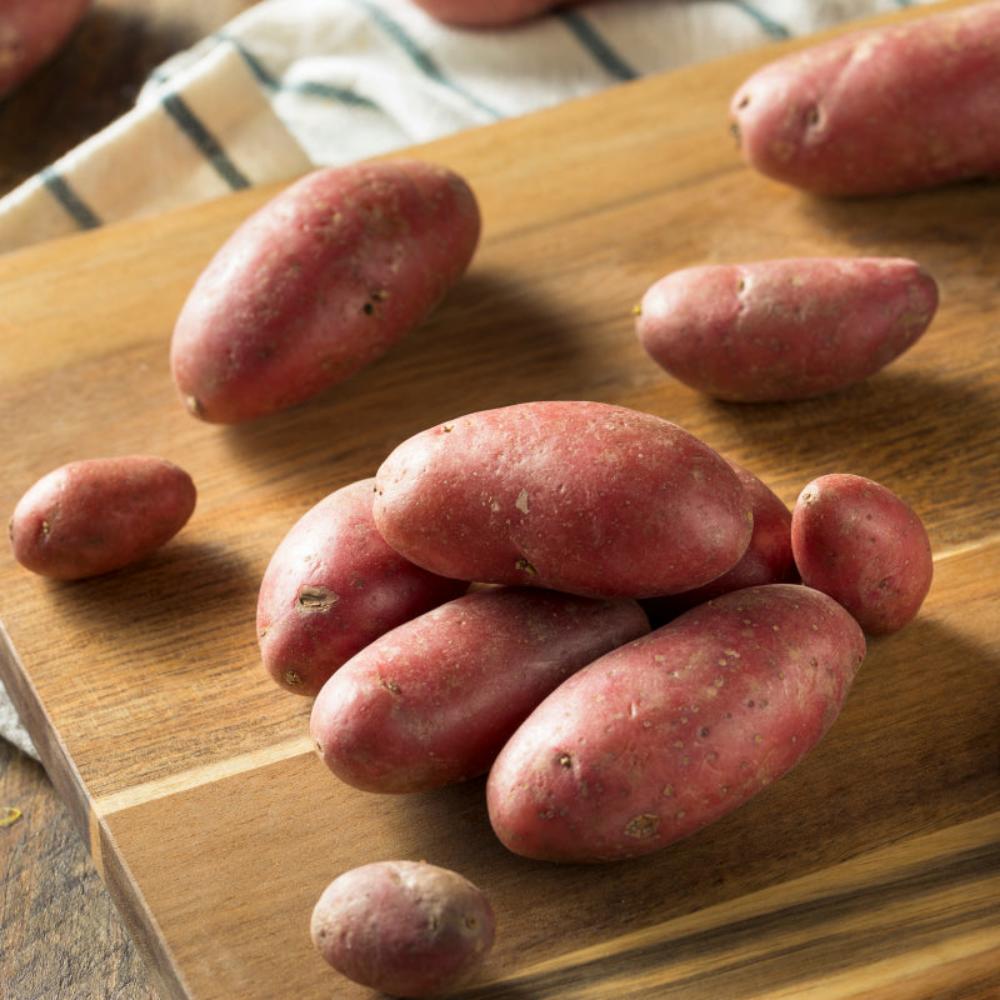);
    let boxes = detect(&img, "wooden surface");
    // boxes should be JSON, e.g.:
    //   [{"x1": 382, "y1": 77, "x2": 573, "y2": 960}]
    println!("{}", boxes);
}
[
  {"x1": 1, "y1": 2, "x2": 998, "y2": 998},
  {"x1": 0, "y1": 3, "x2": 253, "y2": 999}
]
